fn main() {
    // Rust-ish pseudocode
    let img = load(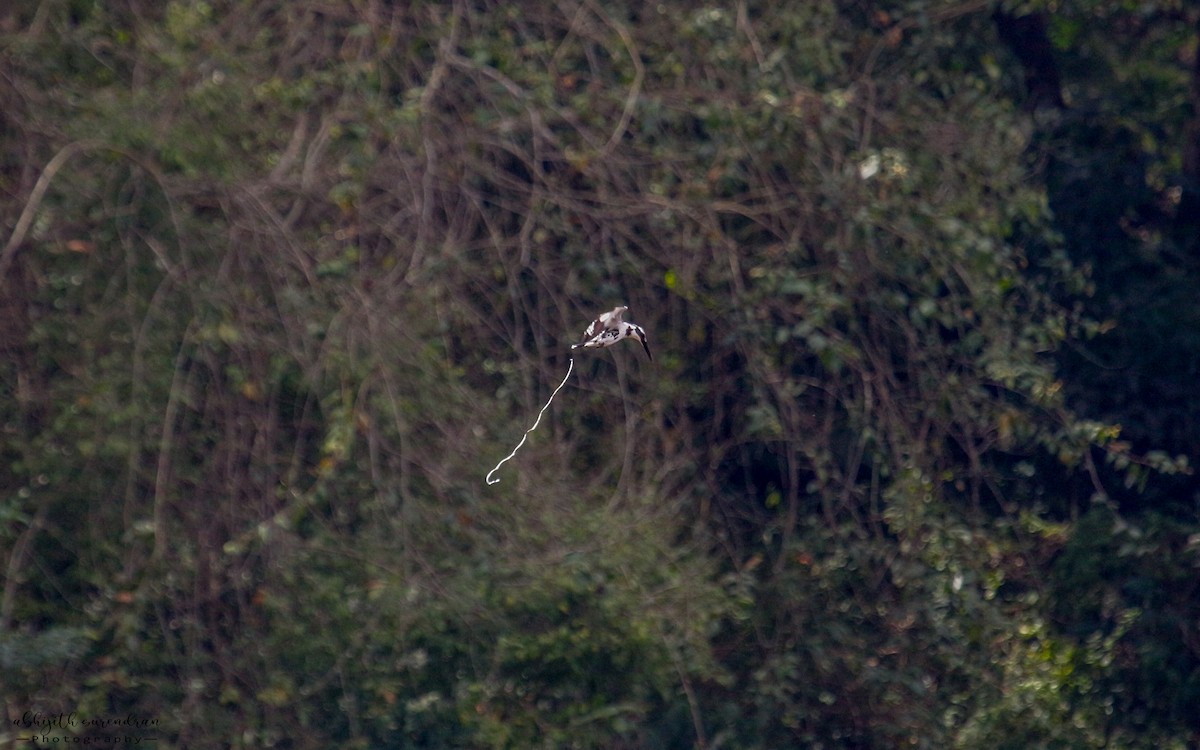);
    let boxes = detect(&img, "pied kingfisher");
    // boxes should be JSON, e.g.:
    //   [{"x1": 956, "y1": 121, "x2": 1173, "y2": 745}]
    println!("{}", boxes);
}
[{"x1": 570, "y1": 305, "x2": 652, "y2": 360}]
